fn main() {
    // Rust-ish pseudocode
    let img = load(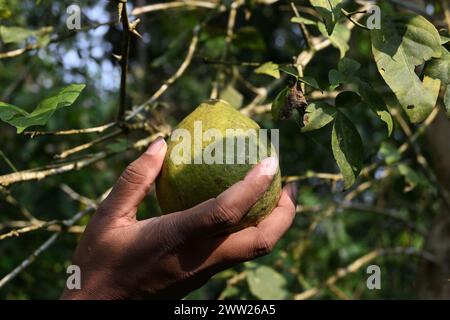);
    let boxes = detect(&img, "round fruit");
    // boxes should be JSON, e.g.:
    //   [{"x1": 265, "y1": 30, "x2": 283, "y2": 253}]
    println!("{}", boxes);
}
[{"x1": 156, "y1": 99, "x2": 281, "y2": 231}]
